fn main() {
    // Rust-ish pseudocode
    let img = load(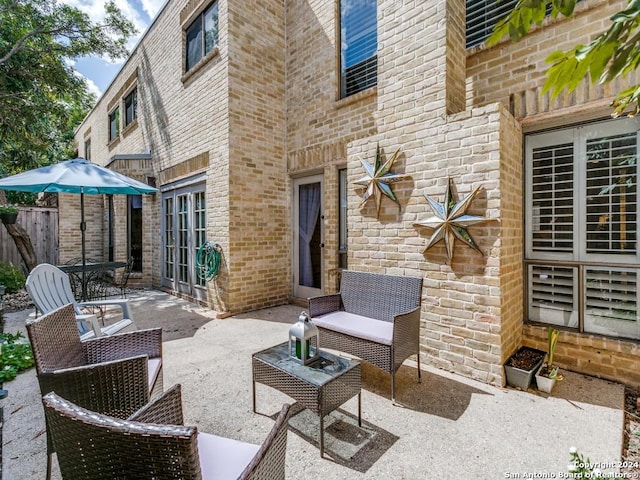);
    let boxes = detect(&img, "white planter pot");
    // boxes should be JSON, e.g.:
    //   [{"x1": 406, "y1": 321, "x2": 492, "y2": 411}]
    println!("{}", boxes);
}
[{"x1": 535, "y1": 365, "x2": 557, "y2": 393}]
